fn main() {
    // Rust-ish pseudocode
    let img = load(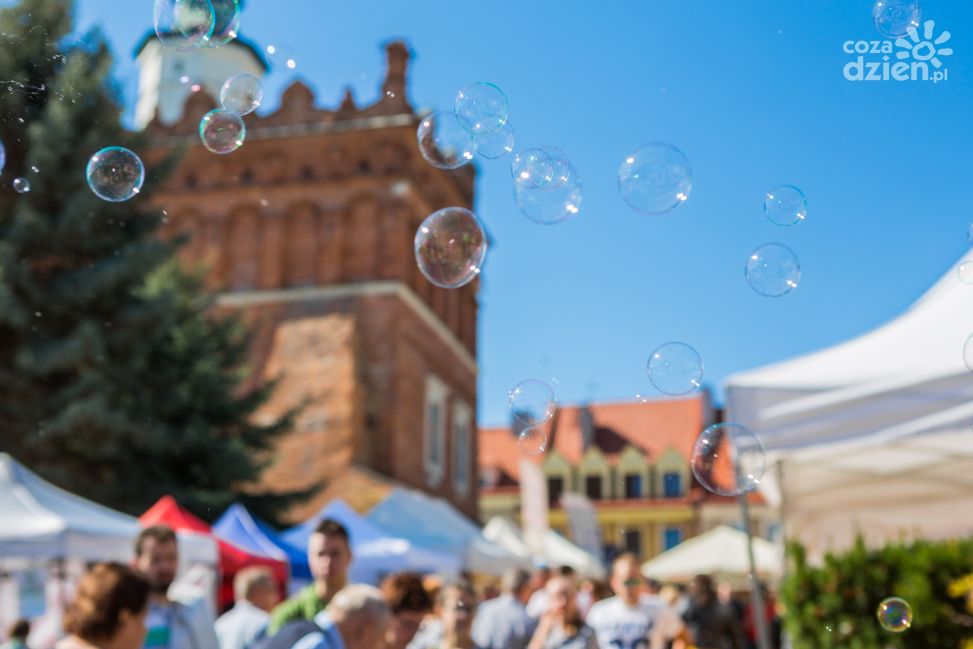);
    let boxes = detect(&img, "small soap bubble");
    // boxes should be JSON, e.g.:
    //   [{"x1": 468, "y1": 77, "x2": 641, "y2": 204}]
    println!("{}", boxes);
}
[
  {"x1": 647, "y1": 342, "x2": 704, "y2": 396},
  {"x1": 618, "y1": 143, "x2": 692, "y2": 214},
  {"x1": 454, "y1": 82, "x2": 508, "y2": 135},
  {"x1": 153, "y1": 0, "x2": 216, "y2": 50},
  {"x1": 745, "y1": 243, "x2": 801, "y2": 297},
  {"x1": 509, "y1": 379, "x2": 557, "y2": 426},
  {"x1": 518, "y1": 427, "x2": 548, "y2": 456},
  {"x1": 873, "y1": 0, "x2": 920, "y2": 38},
  {"x1": 474, "y1": 122, "x2": 515, "y2": 160},
  {"x1": 13, "y1": 177, "x2": 30, "y2": 193},
  {"x1": 417, "y1": 112, "x2": 475, "y2": 170},
  {"x1": 511, "y1": 148, "x2": 555, "y2": 188},
  {"x1": 86, "y1": 147, "x2": 145, "y2": 202},
  {"x1": 958, "y1": 261, "x2": 973, "y2": 285},
  {"x1": 514, "y1": 150, "x2": 582, "y2": 225},
  {"x1": 204, "y1": 0, "x2": 240, "y2": 47},
  {"x1": 764, "y1": 185, "x2": 807, "y2": 226},
  {"x1": 220, "y1": 73, "x2": 262, "y2": 115},
  {"x1": 691, "y1": 423, "x2": 766, "y2": 496},
  {"x1": 876, "y1": 597, "x2": 912, "y2": 632},
  {"x1": 199, "y1": 109, "x2": 245, "y2": 154},
  {"x1": 414, "y1": 207, "x2": 487, "y2": 289}
]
